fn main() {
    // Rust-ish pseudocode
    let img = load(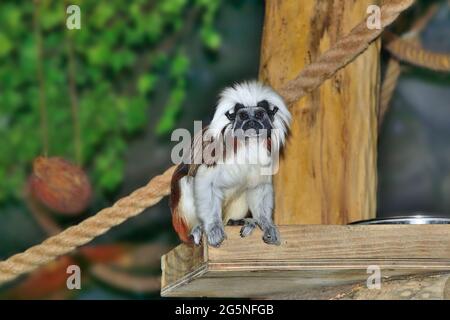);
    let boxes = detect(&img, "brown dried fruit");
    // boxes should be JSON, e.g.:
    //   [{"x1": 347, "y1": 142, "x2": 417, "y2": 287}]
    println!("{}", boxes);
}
[{"x1": 29, "y1": 156, "x2": 92, "y2": 215}]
